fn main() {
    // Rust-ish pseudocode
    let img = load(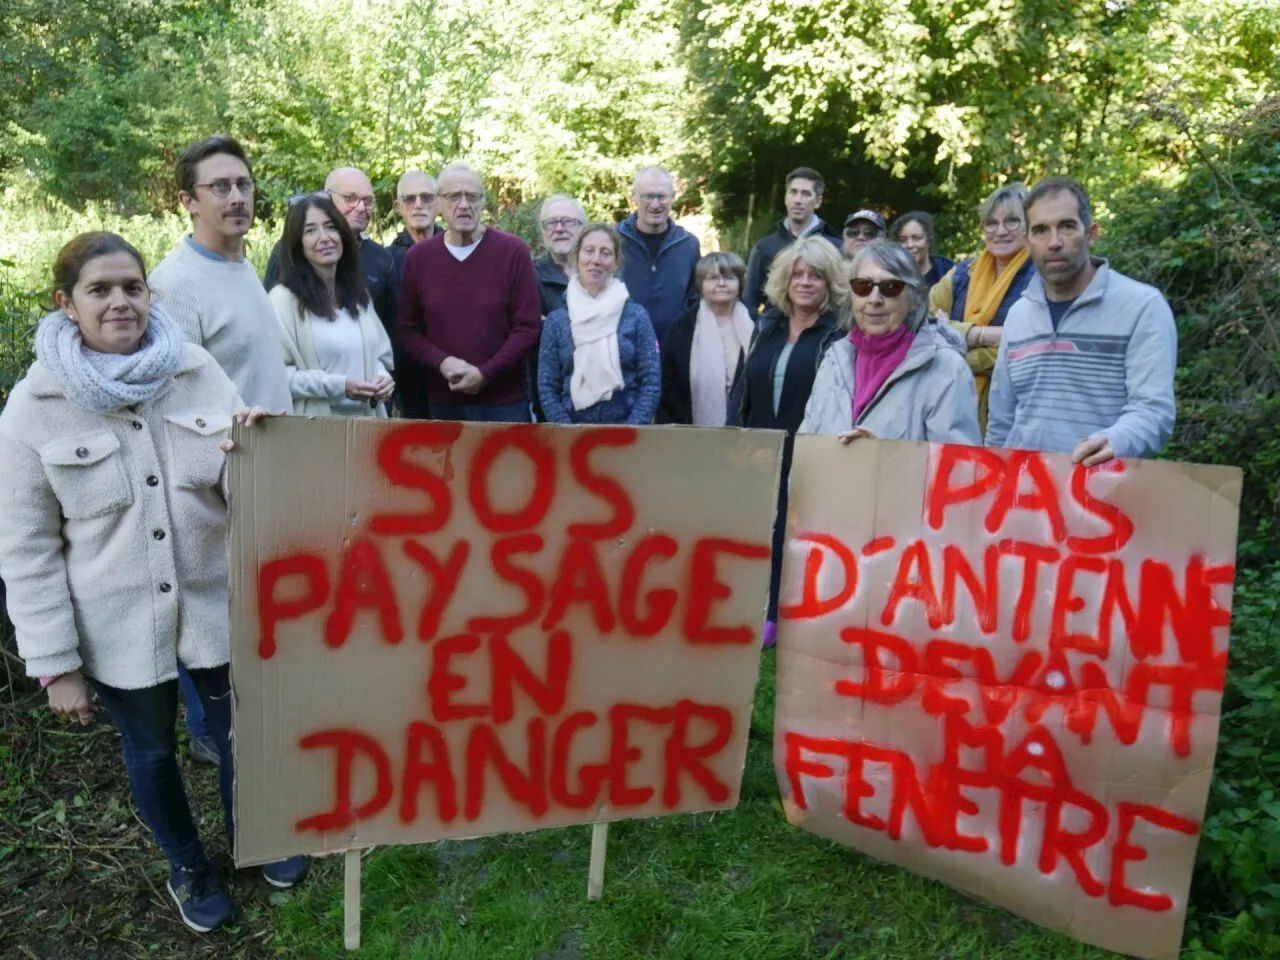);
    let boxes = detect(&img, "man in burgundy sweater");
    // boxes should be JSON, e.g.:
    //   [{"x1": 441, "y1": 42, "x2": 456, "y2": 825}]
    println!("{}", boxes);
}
[{"x1": 397, "y1": 163, "x2": 542, "y2": 421}]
